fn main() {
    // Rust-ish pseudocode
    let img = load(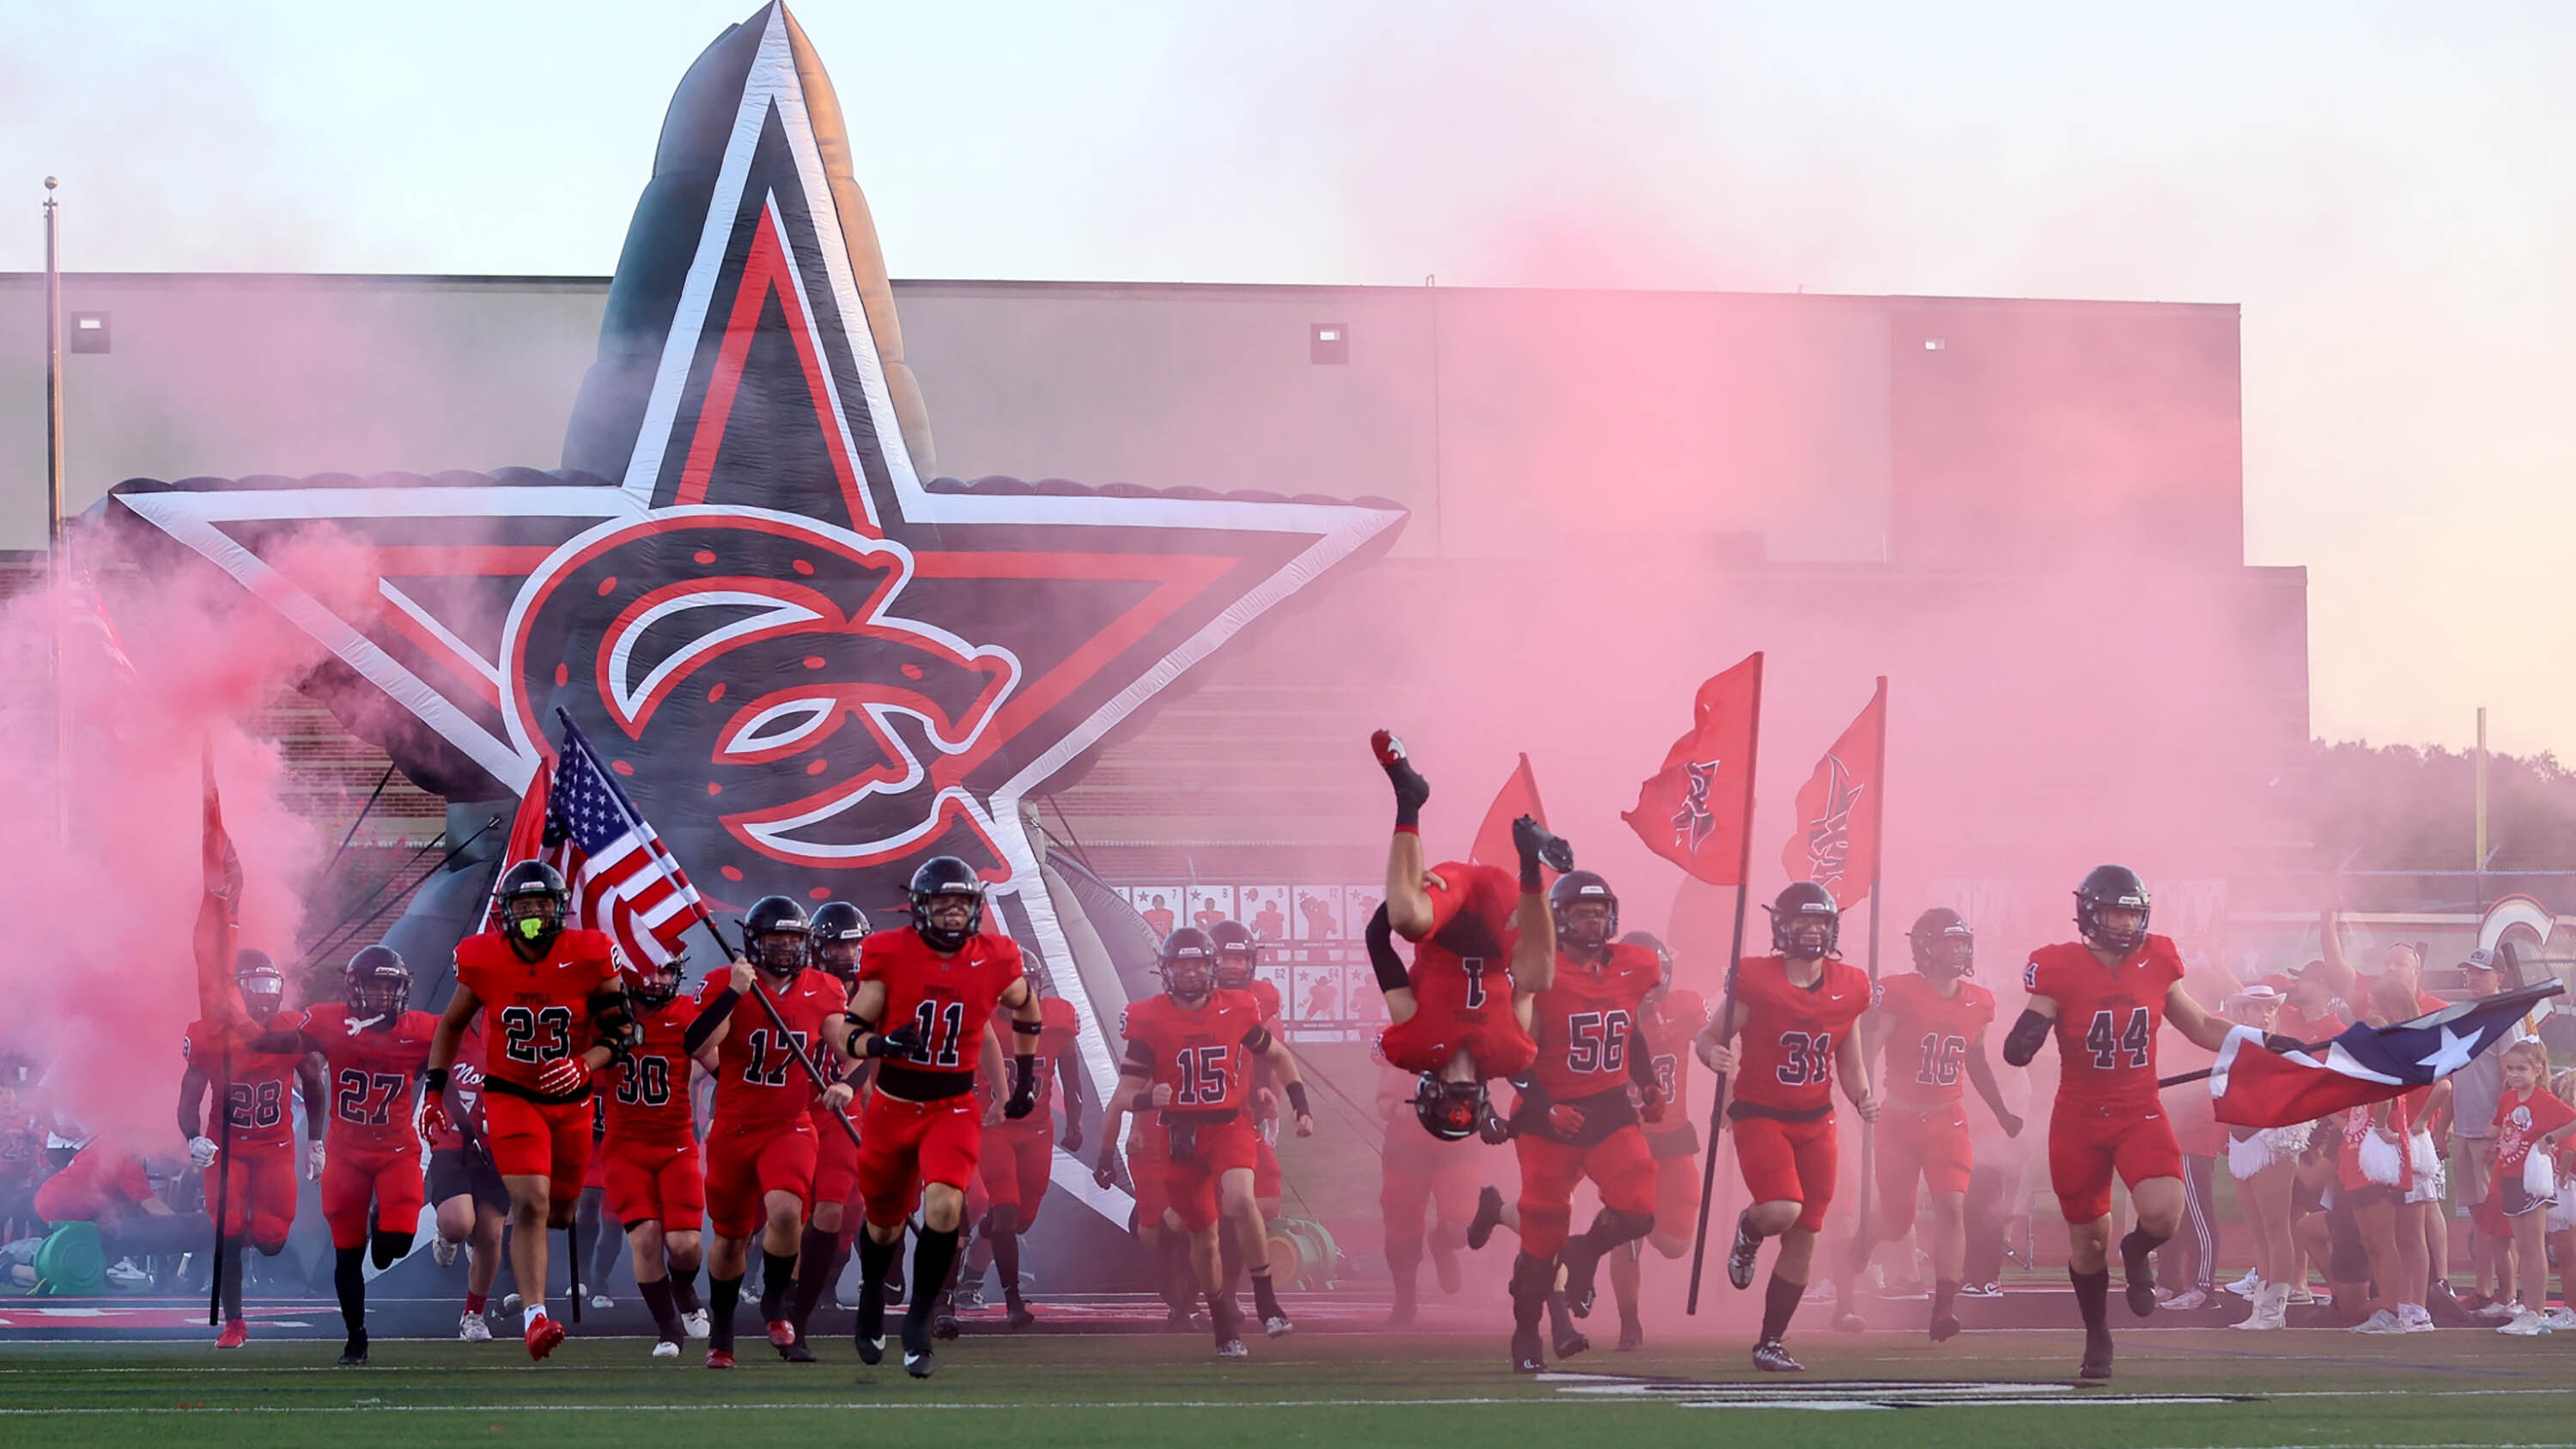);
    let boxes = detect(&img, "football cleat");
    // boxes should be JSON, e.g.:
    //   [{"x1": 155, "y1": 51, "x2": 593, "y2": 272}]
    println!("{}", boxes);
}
[
  {"x1": 216, "y1": 1319, "x2": 249, "y2": 1349},
  {"x1": 766, "y1": 1318, "x2": 796, "y2": 1349},
  {"x1": 1216, "y1": 1337, "x2": 1249, "y2": 1360},
  {"x1": 430, "y1": 1237, "x2": 459, "y2": 1268},
  {"x1": 780, "y1": 1337, "x2": 816, "y2": 1363},
  {"x1": 1929, "y1": 1311, "x2": 1962, "y2": 1343},
  {"x1": 1558, "y1": 1243, "x2": 1603, "y2": 1319},
  {"x1": 705, "y1": 1349, "x2": 735, "y2": 1370},
  {"x1": 1726, "y1": 1211, "x2": 1762, "y2": 1292},
  {"x1": 589, "y1": 1294, "x2": 614, "y2": 1311},
  {"x1": 1005, "y1": 1292, "x2": 1036, "y2": 1331},
  {"x1": 337, "y1": 1333, "x2": 368, "y2": 1367},
  {"x1": 1551, "y1": 1321, "x2": 1590, "y2": 1360},
  {"x1": 1467, "y1": 1185, "x2": 1506, "y2": 1251},
  {"x1": 524, "y1": 1314, "x2": 565, "y2": 1362},
  {"x1": 1751, "y1": 1337, "x2": 1802, "y2": 1373},
  {"x1": 1262, "y1": 1312, "x2": 1294, "y2": 1339},
  {"x1": 650, "y1": 1340, "x2": 681, "y2": 1360},
  {"x1": 2119, "y1": 1234, "x2": 2158, "y2": 1318},
  {"x1": 459, "y1": 1312, "x2": 492, "y2": 1343},
  {"x1": 681, "y1": 1308, "x2": 711, "y2": 1340},
  {"x1": 2078, "y1": 1333, "x2": 2114, "y2": 1380},
  {"x1": 1510, "y1": 1328, "x2": 1546, "y2": 1374},
  {"x1": 932, "y1": 1296, "x2": 962, "y2": 1341},
  {"x1": 1833, "y1": 1309, "x2": 1866, "y2": 1334},
  {"x1": 901, "y1": 1316, "x2": 936, "y2": 1378}
]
